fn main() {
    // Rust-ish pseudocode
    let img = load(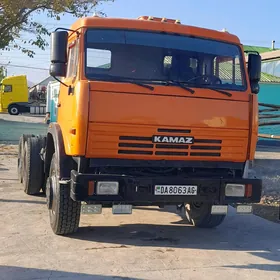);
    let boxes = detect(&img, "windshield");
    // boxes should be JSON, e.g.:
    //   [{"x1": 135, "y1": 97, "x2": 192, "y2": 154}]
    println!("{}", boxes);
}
[{"x1": 85, "y1": 29, "x2": 246, "y2": 91}]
